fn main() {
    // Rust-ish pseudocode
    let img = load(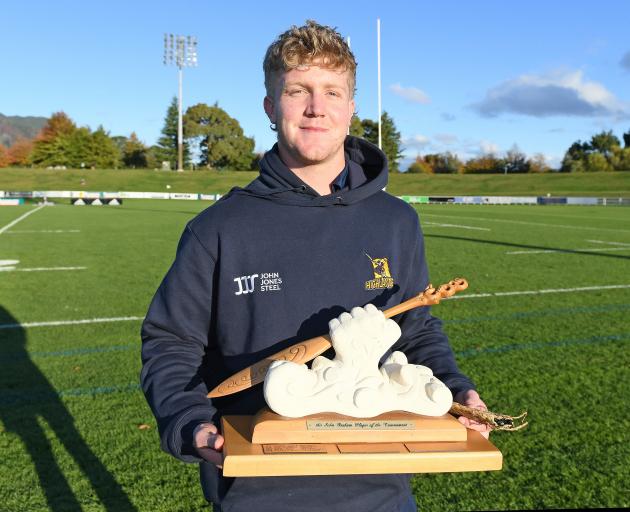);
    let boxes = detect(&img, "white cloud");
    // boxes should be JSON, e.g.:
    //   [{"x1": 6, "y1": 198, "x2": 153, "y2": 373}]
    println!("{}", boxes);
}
[
  {"x1": 402, "y1": 134, "x2": 431, "y2": 149},
  {"x1": 401, "y1": 134, "x2": 503, "y2": 161},
  {"x1": 544, "y1": 154, "x2": 563, "y2": 169},
  {"x1": 434, "y1": 133, "x2": 458, "y2": 145},
  {"x1": 390, "y1": 83, "x2": 431, "y2": 104},
  {"x1": 479, "y1": 140, "x2": 500, "y2": 155},
  {"x1": 471, "y1": 70, "x2": 630, "y2": 119}
]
